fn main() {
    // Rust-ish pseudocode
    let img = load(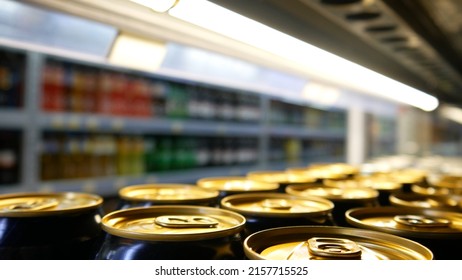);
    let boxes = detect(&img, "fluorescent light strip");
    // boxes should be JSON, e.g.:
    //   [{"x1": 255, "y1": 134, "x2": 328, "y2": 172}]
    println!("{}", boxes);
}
[
  {"x1": 129, "y1": 0, "x2": 178, "y2": 13},
  {"x1": 169, "y1": 0, "x2": 439, "y2": 111},
  {"x1": 440, "y1": 105, "x2": 462, "y2": 124}
]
